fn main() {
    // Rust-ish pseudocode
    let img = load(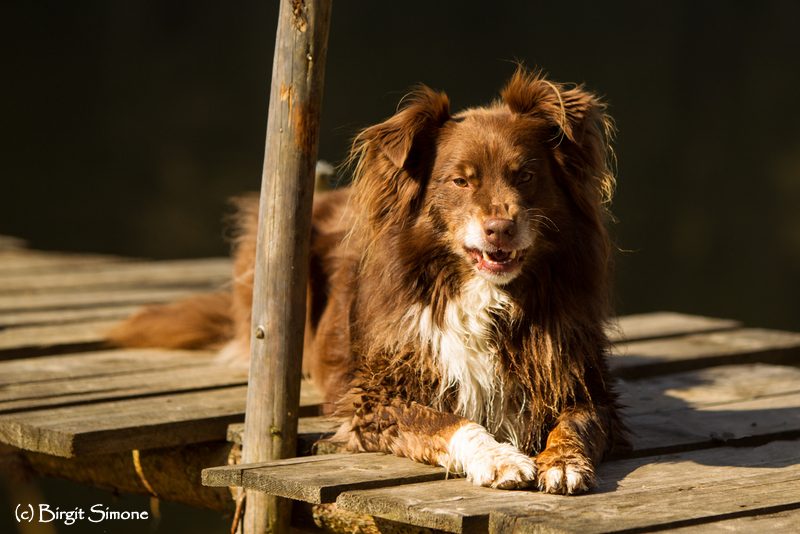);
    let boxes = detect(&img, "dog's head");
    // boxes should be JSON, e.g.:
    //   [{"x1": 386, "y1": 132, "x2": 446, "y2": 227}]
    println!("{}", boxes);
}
[{"x1": 351, "y1": 68, "x2": 615, "y2": 286}]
